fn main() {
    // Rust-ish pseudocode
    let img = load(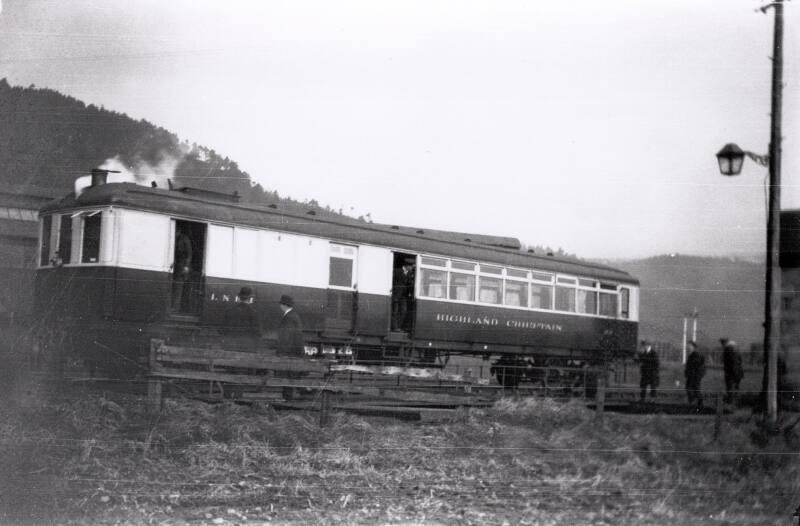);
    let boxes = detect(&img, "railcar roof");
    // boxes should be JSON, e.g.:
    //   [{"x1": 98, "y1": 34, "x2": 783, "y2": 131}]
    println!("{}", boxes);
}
[{"x1": 41, "y1": 183, "x2": 639, "y2": 284}]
